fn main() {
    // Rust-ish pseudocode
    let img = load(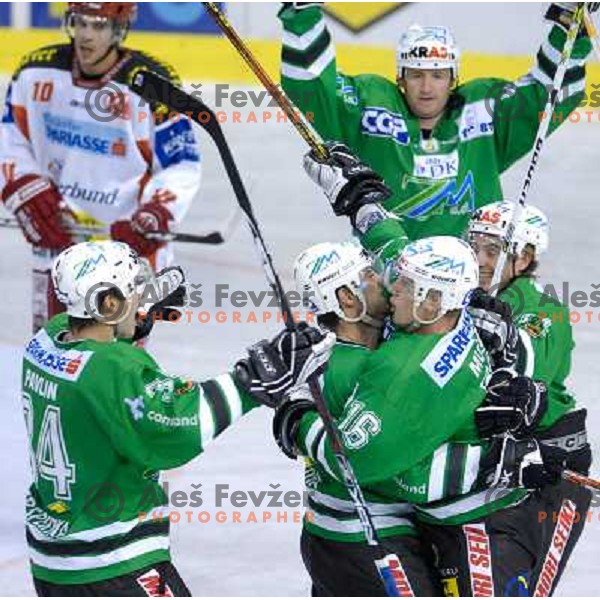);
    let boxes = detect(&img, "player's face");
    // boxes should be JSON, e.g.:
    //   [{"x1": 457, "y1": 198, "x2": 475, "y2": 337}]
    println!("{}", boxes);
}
[
  {"x1": 72, "y1": 14, "x2": 115, "y2": 73},
  {"x1": 360, "y1": 267, "x2": 390, "y2": 320},
  {"x1": 400, "y1": 68, "x2": 454, "y2": 121},
  {"x1": 469, "y1": 233, "x2": 513, "y2": 292},
  {"x1": 390, "y1": 276, "x2": 443, "y2": 328},
  {"x1": 389, "y1": 276, "x2": 416, "y2": 327}
]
